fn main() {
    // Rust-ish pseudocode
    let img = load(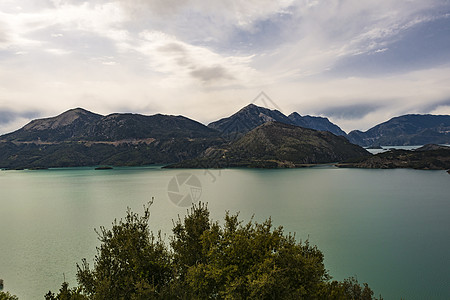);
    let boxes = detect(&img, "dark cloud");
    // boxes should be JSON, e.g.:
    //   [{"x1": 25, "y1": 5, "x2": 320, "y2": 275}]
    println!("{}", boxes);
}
[
  {"x1": 0, "y1": 109, "x2": 40, "y2": 125},
  {"x1": 190, "y1": 65, "x2": 234, "y2": 83},
  {"x1": 157, "y1": 43, "x2": 191, "y2": 67},
  {"x1": 319, "y1": 103, "x2": 382, "y2": 120},
  {"x1": 158, "y1": 42, "x2": 186, "y2": 54},
  {"x1": 157, "y1": 42, "x2": 235, "y2": 83}
]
